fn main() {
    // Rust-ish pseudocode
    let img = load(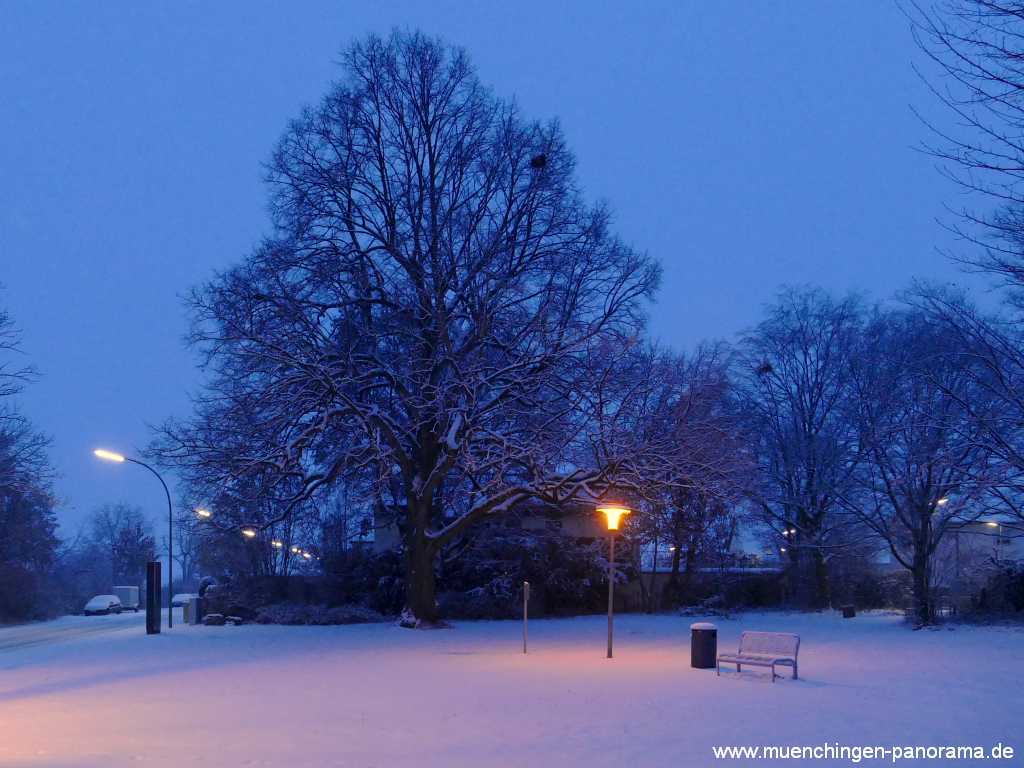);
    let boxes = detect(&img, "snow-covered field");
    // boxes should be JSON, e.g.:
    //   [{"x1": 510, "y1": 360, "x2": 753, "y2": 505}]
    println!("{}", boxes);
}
[{"x1": 0, "y1": 611, "x2": 1019, "y2": 767}]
